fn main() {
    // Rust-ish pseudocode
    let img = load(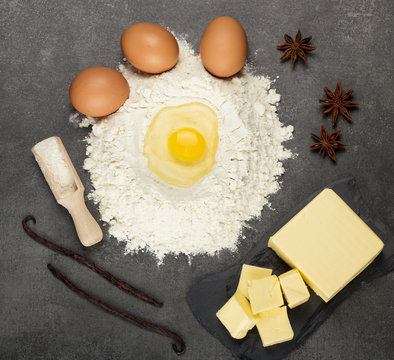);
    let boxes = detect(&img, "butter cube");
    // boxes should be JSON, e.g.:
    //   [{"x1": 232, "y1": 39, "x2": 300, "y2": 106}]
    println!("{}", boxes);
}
[
  {"x1": 279, "y1": 269, "x2": 310, "y2": 308},
  {"x1": 269, "y1": 189, "x2": 384, "y2": 302},
  {"x1": 256, "y1": 306, "x2": 294, "y2": 347},
  {"x1": 248, "y1": 275, "x2": 284, "y2": 314},
  {"x1": 237, "y1": 264, "x2": 272, "y2": 299},
  {"x1": 216, "y1": 292, "x2": 258, "y2": 339}
]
